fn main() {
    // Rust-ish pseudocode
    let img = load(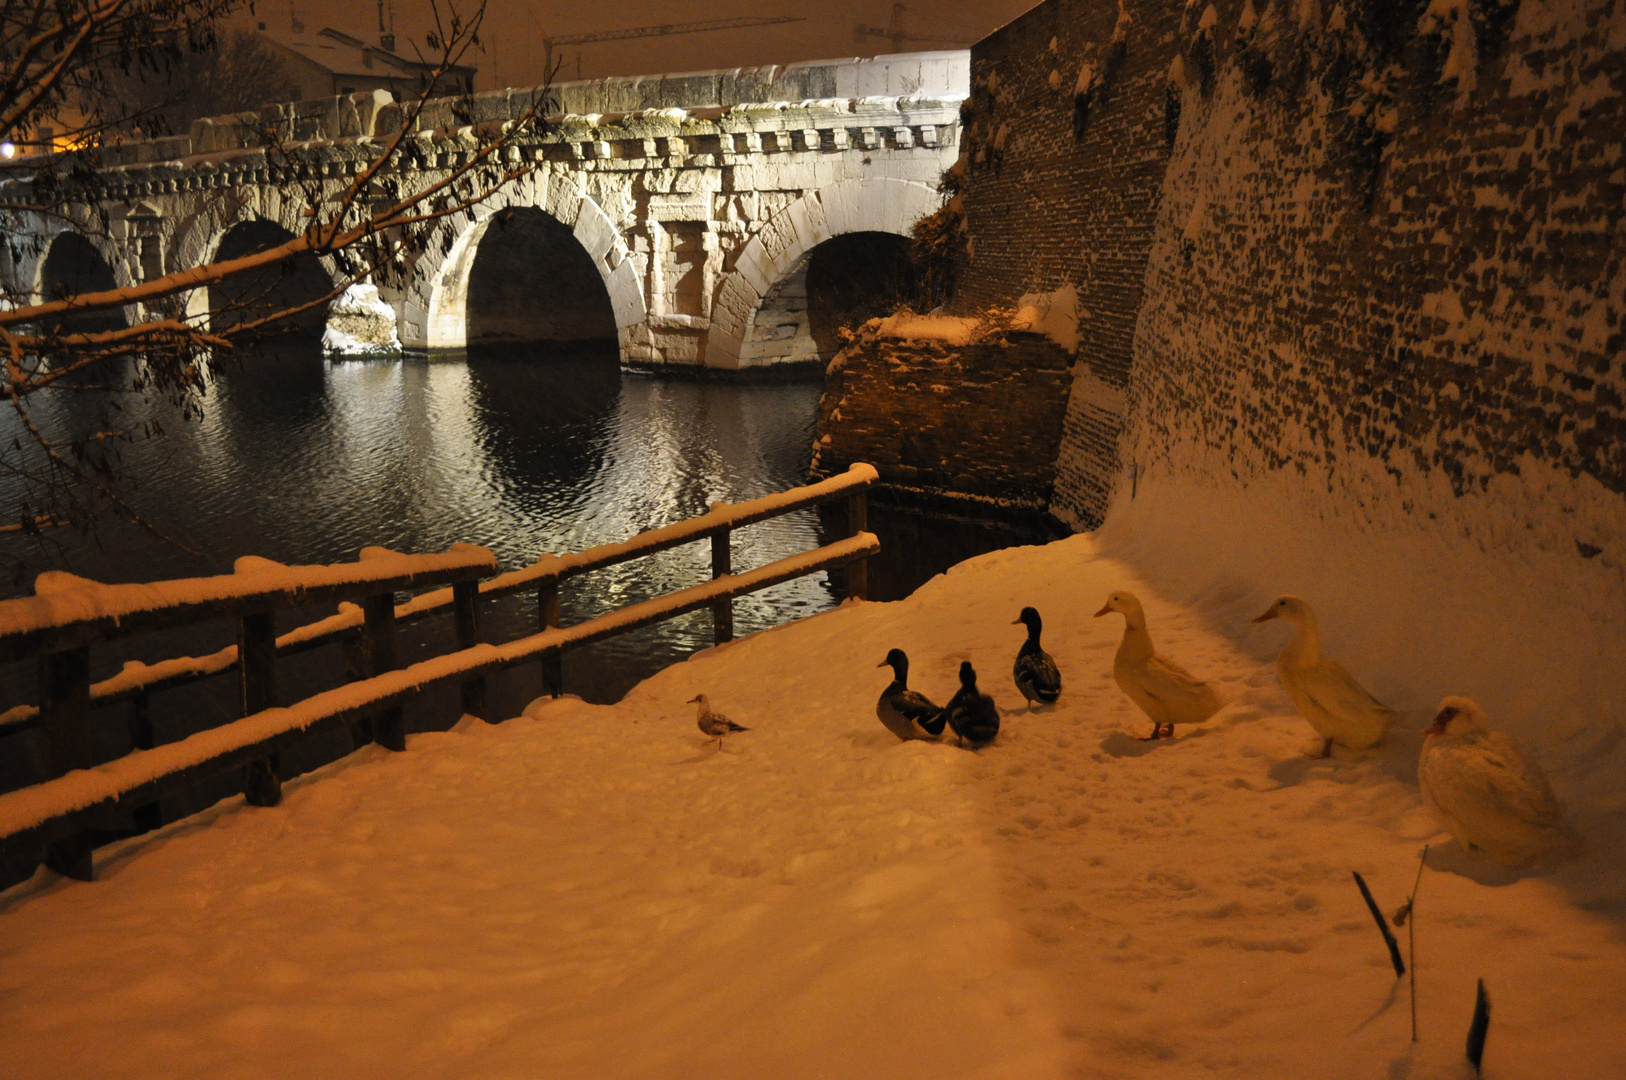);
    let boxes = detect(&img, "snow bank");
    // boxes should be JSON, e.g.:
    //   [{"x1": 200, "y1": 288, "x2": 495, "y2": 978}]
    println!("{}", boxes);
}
[
  {"x1": 1094, "y1": 448, "x2": 1626, "y2": 839},
  {"x1": 3, "y1": 535, "x2": 1623, "y2": 1078}
]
